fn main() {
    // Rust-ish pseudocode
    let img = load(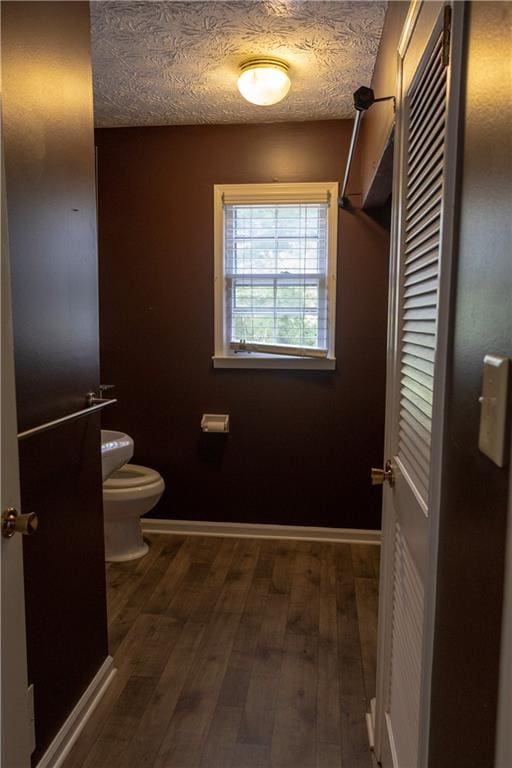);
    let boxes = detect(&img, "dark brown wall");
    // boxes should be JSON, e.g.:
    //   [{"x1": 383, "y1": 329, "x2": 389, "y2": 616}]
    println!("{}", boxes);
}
[
  {"x1": 2, "y1": 2, "x2": 108, "y2": 762},
  {"x1": 96, "y1": 121, "x2": 389, "y2": 530},
  {"x1": 428, "y1": 3, "x2": 512, "y2": 767}
]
